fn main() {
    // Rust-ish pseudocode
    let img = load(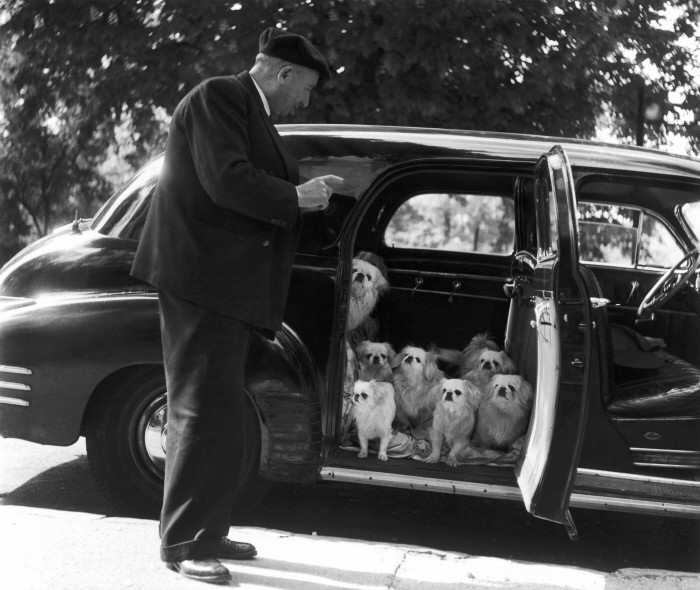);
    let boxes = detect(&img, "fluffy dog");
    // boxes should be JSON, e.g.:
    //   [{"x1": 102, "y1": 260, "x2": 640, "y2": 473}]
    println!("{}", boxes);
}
[
  {"x1": 464, "y1": 348, "x2": 516, "y2": 389},
  {"x1": 356, "y1": 340, "x2": 396, "y2": 382},
  {"x1": 426, "y1": 378, "x2": 481, "y2": 467},
  {"x1": 392, "y1": 345, "x2": 448, "y2": 432},
  {"x1": 462, "y1": 333, "x2": 500, "y2": 372},
  {"x1": 351, "y1": 379, "x2": 396, "y2": 460},
  {"x1": 474, "y1": 374, "x2": 534, "y2": 451},
  {"x1": 347, "y1": 252, "x2": 390, "y2": 343}
]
